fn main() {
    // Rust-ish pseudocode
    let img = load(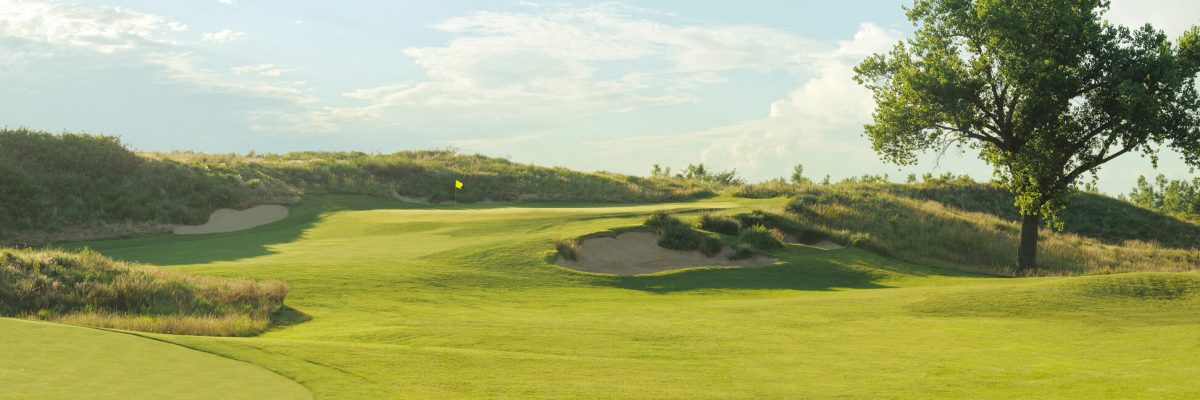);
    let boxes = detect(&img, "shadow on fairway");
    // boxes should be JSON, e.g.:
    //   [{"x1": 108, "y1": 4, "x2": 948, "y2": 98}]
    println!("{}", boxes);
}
[
  {"x1": 68, "y1": 195, "x2": 395, "y2": 265},
  {"x1": 606, "y1": 247, "x2": 982, "y2": 294},
  {"x1": 71, "y1": 196, "x2": 731, "y2": 266}
]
